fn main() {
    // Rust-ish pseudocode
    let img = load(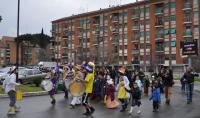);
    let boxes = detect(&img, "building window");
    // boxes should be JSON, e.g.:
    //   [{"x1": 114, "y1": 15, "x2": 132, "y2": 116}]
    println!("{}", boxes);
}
[
  {"x1": 194, "y1": 0, "x2": 198, "y2": 4},
  {"x1": 124, "y1": 34, "x2": 128, "y2": 39},
  {"x1": 140, "y1": 32, "x2": 144, "y2": 37},
  {"x1": 171, "y1": 41, "x2": 176, "y2": 47},
  {"x1": 165, "y1": 41, "x2": 169, "y2": 47},
  {"x1": 170, "y1": 28, "x2": 176, "y2": 34},
  {"x1": 170, "y1": 2, "x2": 176, "y2": 8},
  {"x1": 146, "y1": 43, "x2": 151, "y2": 49},
  {"x1": 146, "y1": 19, "x2": 150, "y2": 25},
  {"x1": 171, "y1": 15, "x2": 176, "y2": 21},
  {"x1": 146, "y1": 31, "x2": 150, "y2": 37},
  {"x1": 165, "y1": 54, "x2": 169, "y2": 60},
  {"x1": 164, "y1": 29, "x2": 169, "y2": 35},
  {"x1": 123, "y1": 12, "x2": 128, "y2": 17},
  {"x1": 140, "y1": 43, "x2": 144, "y2": 48},
  {"x1": 124, "y1": 45, "x2": 128, "y2": 49},
  {"x1": 194, "y1": 11, "x2": 198, "y2": 18},
  {"x1": 171, "y1": 54, "x2": 176, "y2": 60},
  {"x1": 124, "y1": 23, "x2": 127, "y2": 28},
  {"x1": 164, "y1": 16, "x2": 169, "y2": 22}
]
